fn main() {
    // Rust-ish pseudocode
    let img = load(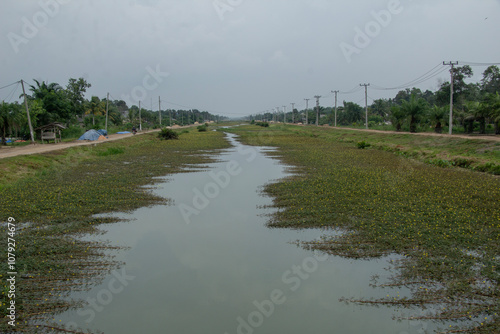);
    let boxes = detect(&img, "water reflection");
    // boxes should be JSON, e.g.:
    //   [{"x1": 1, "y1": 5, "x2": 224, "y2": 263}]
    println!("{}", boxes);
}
[{"x1": 56, "y1": 133, "x2": 438, "y2": 334}]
